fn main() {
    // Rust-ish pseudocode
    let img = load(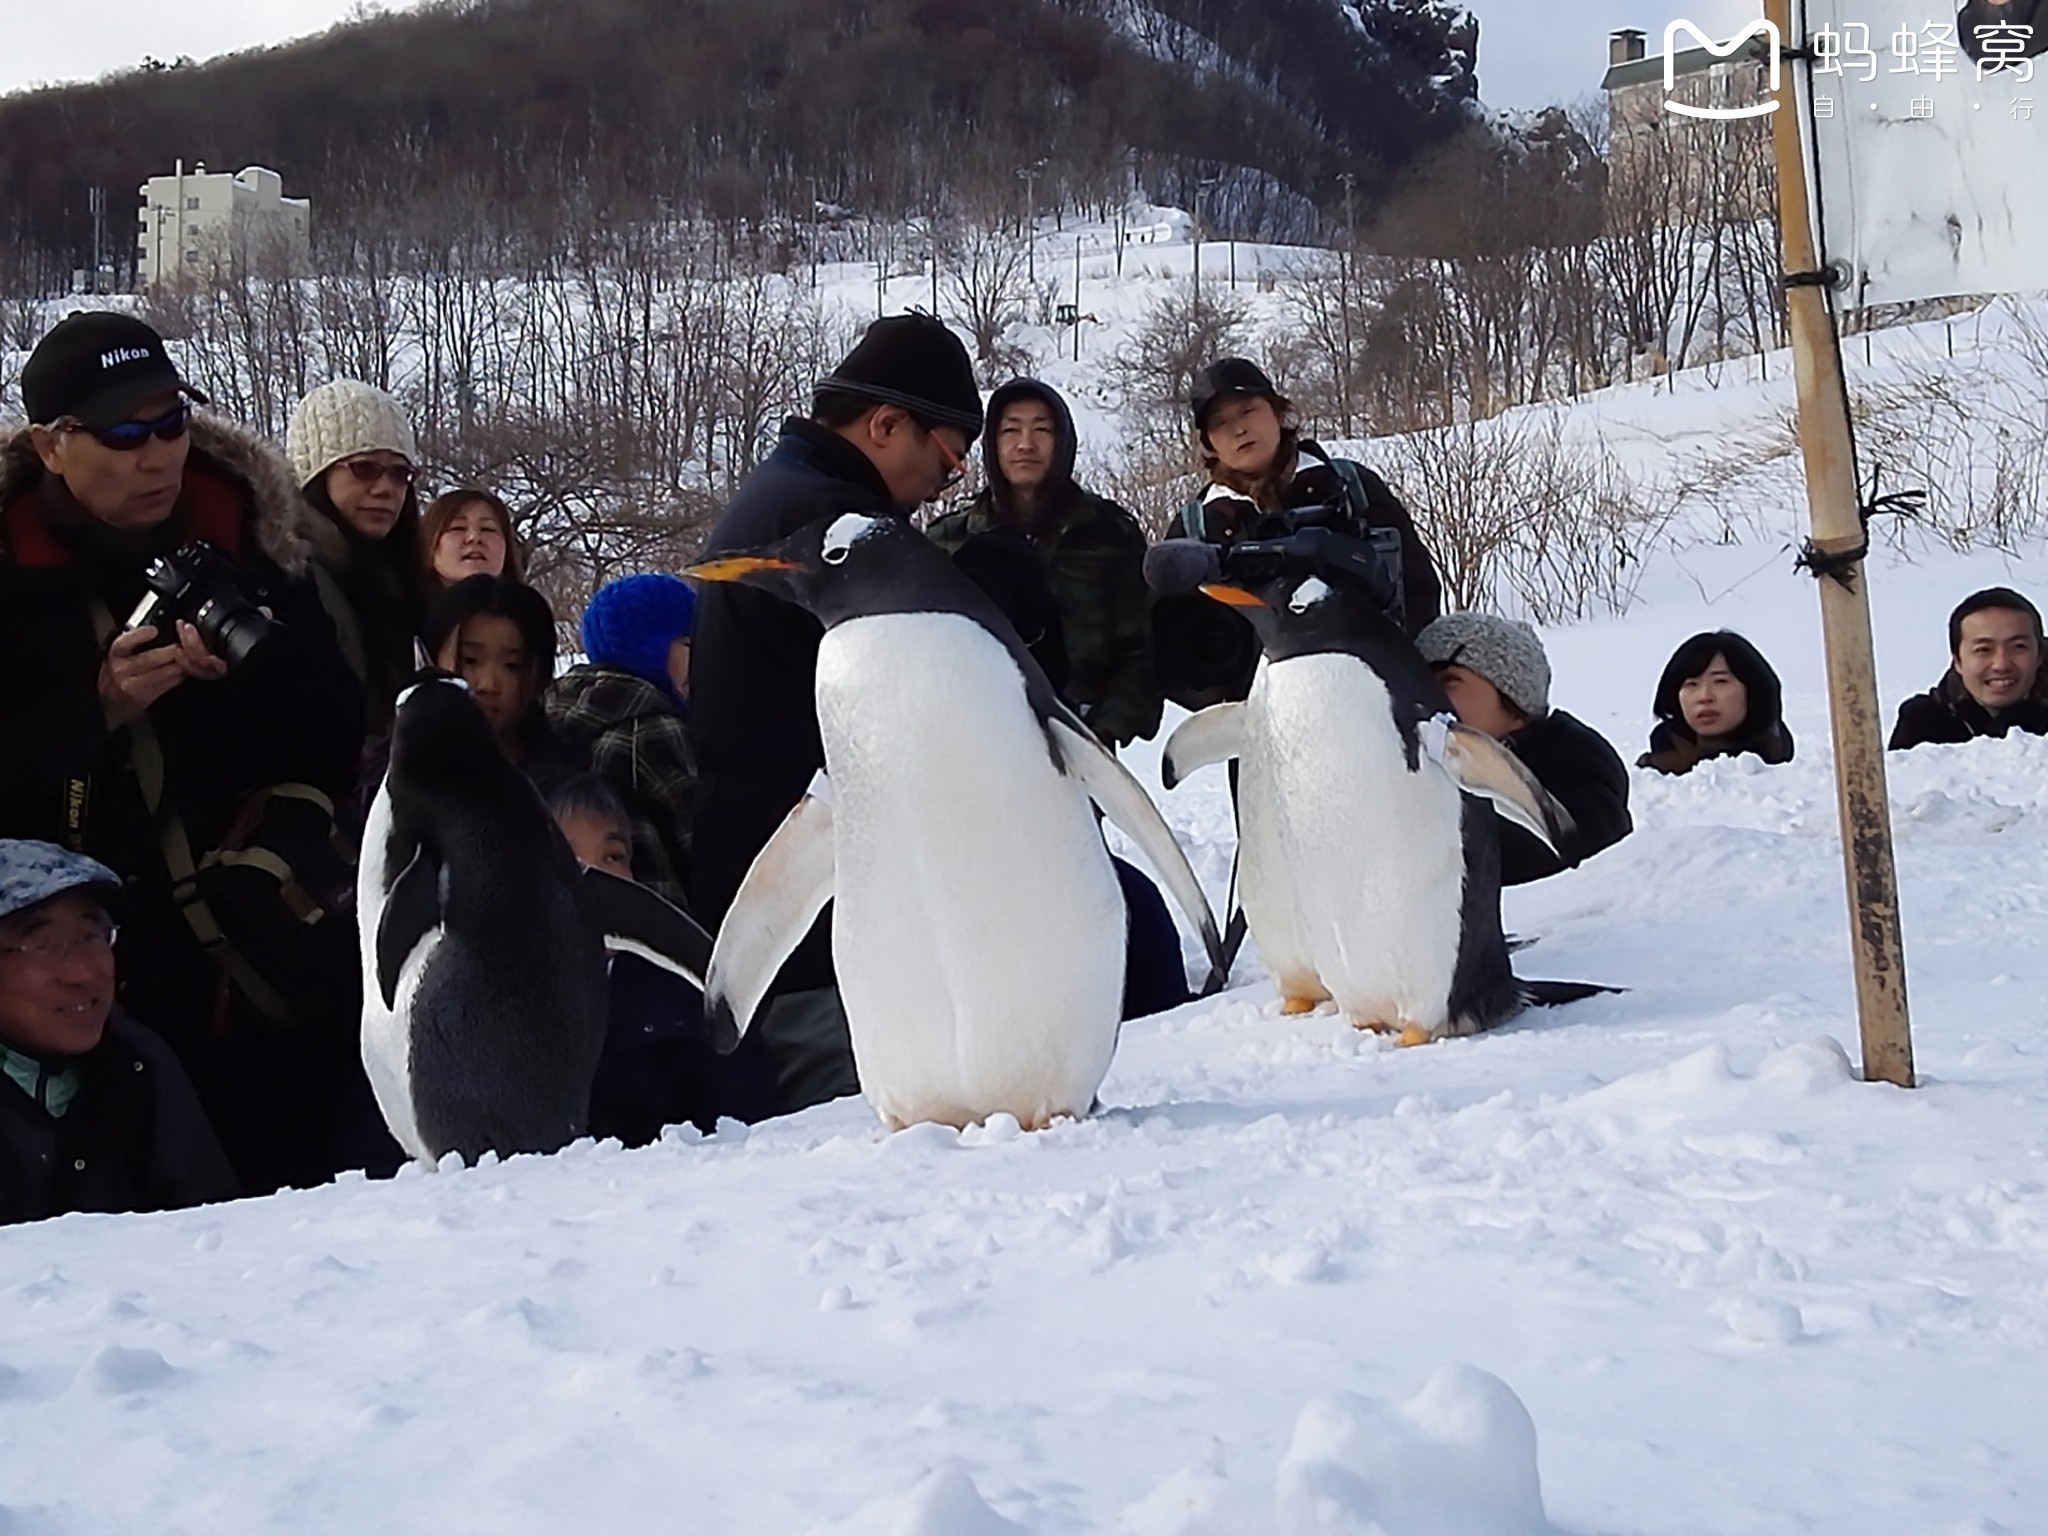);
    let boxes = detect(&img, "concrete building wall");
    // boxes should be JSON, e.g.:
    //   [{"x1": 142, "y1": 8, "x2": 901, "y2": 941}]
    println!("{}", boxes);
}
[{"x1": 135, "y1": 162, "x2": 312, "y2": 288}]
